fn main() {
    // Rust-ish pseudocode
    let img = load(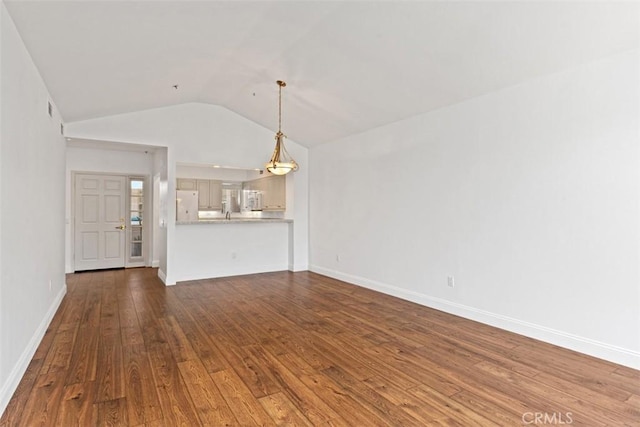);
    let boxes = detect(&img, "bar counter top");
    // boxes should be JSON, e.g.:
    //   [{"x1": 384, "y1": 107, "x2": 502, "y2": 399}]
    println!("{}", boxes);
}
[{"x1": 176, "y1": 218, "x2": 293, "y2": 225}]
